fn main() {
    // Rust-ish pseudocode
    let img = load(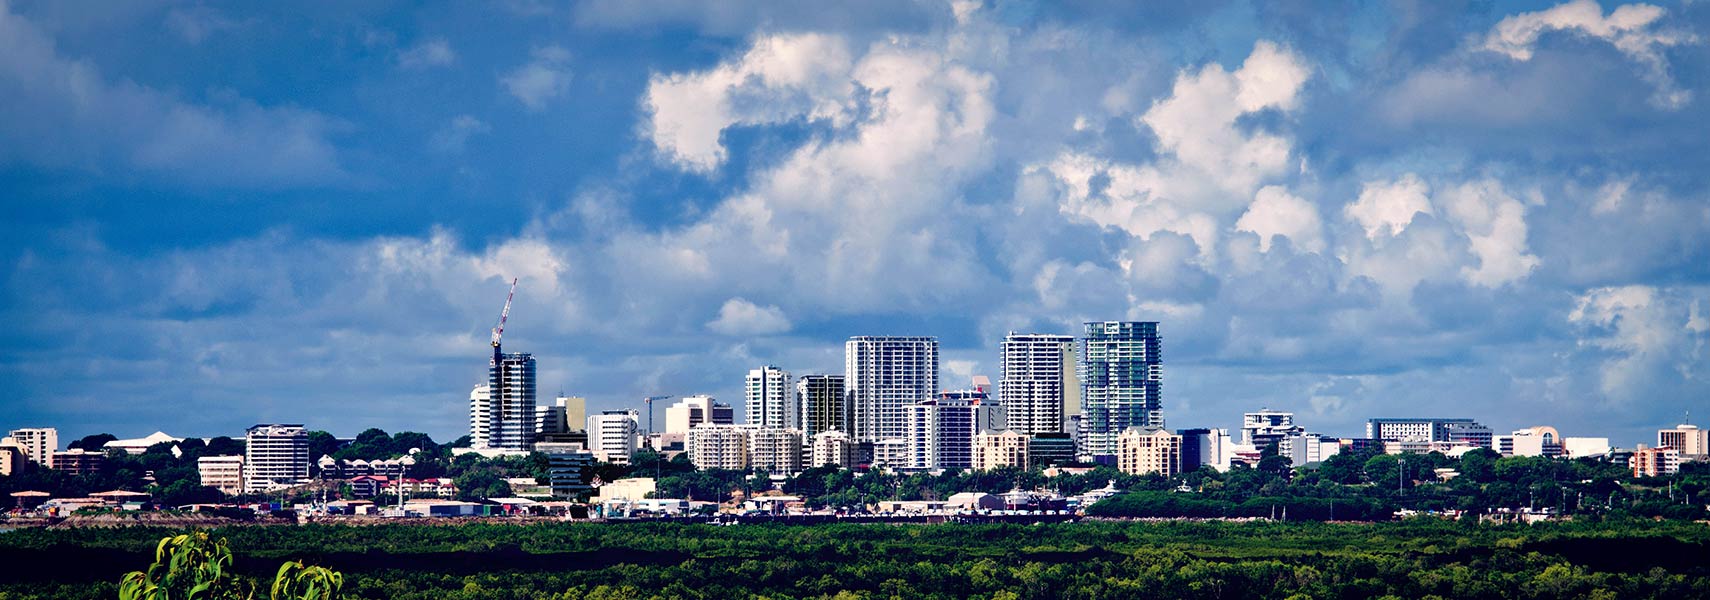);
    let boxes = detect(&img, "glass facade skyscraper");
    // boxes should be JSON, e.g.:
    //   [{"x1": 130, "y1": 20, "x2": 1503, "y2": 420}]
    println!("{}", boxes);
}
[{"x1": 1079, "y1": 321, "x2": 1162, "y2": 458}]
